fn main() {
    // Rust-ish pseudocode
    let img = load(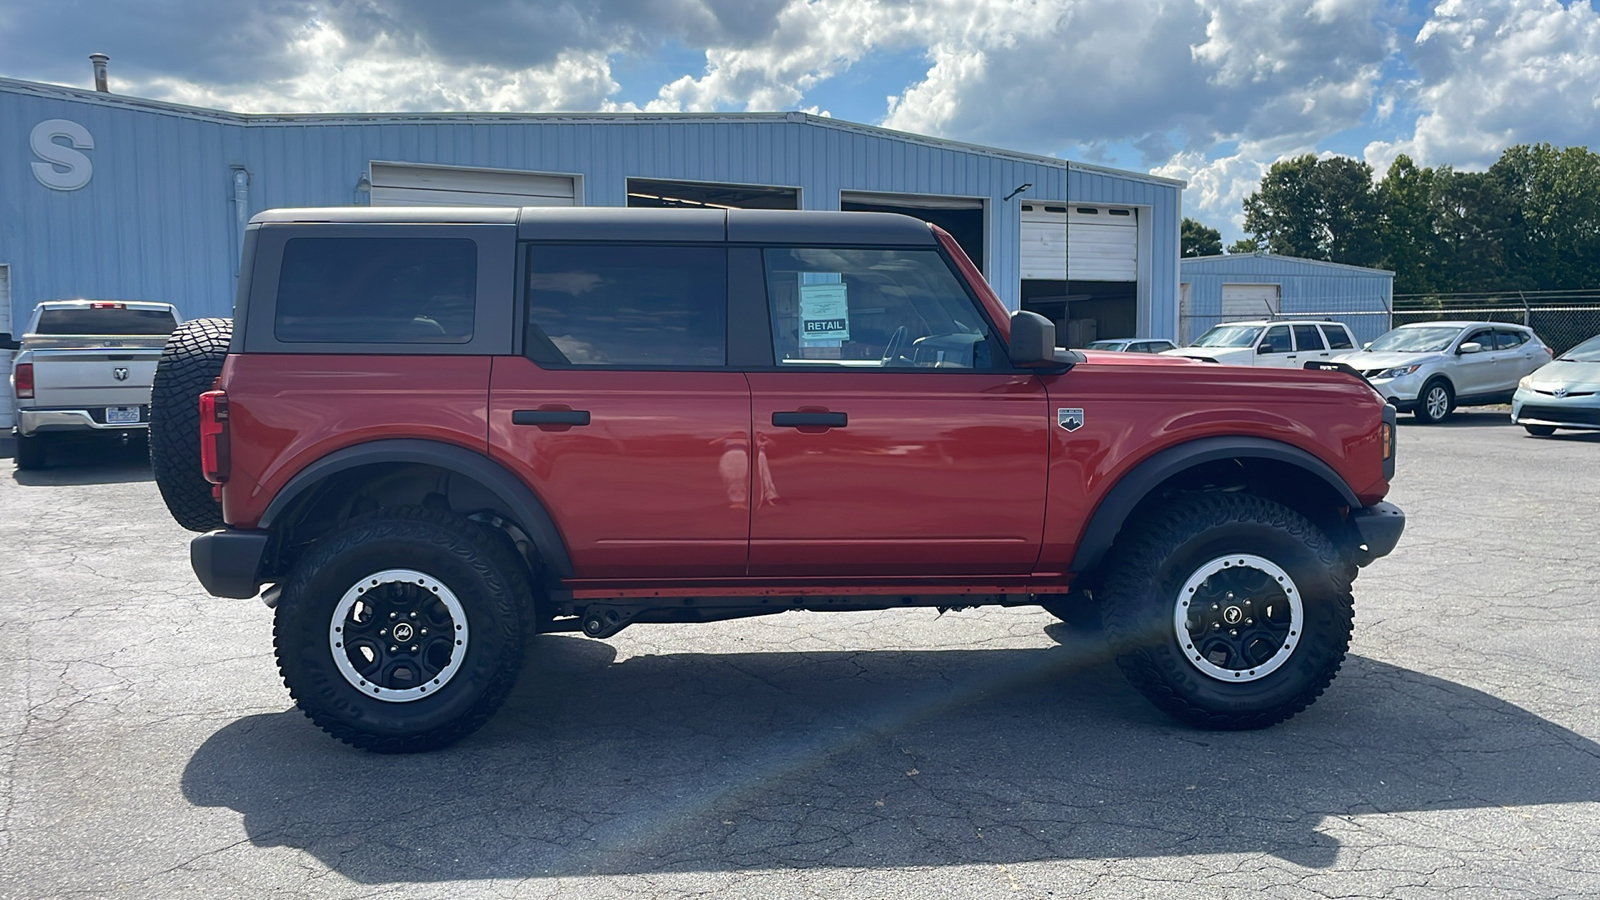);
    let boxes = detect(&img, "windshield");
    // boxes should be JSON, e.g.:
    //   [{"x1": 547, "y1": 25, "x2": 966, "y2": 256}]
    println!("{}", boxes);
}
[
  {"x1": 1366, "y1": 326, "x2": 1462, "y2": 353},
  {"x1": 35, "y1": 307, "x2": 177, "y2": 336},
  {"x1": 1191, "y1": 325, "x2": 1263, "y2": 348},
  {"x1": 1559, "y1": 334, "x2": 1600, "y2": 363},
  {"x1": 1086, "y1": 340, "x2": 1126, "y2": 350}
]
